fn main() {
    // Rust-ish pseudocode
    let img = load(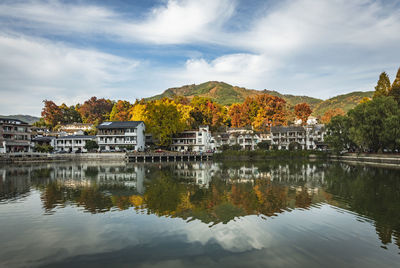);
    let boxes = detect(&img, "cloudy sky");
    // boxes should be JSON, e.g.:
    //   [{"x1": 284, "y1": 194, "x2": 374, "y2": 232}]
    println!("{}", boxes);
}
[{"x1": 0, "y1": 0, "x2": 399, "y2": 116}]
